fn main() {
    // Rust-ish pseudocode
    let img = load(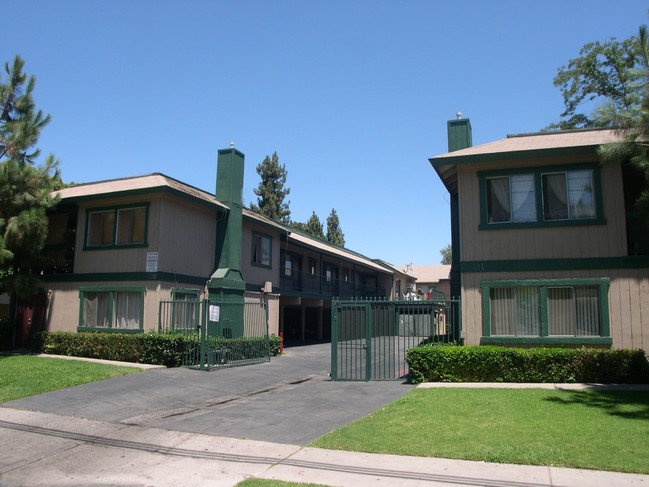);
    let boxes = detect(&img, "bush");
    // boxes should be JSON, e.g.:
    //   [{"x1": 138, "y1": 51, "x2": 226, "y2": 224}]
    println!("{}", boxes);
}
[
  {"x1": 33, "y1": 331, "x2": 283, "y2": 367},
  {"x1": 0, "y1": 318, "x2": 14, "y2": 351},
  {"x1": 406, "y1": 345, "x2": 649, "y2": 384}
]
